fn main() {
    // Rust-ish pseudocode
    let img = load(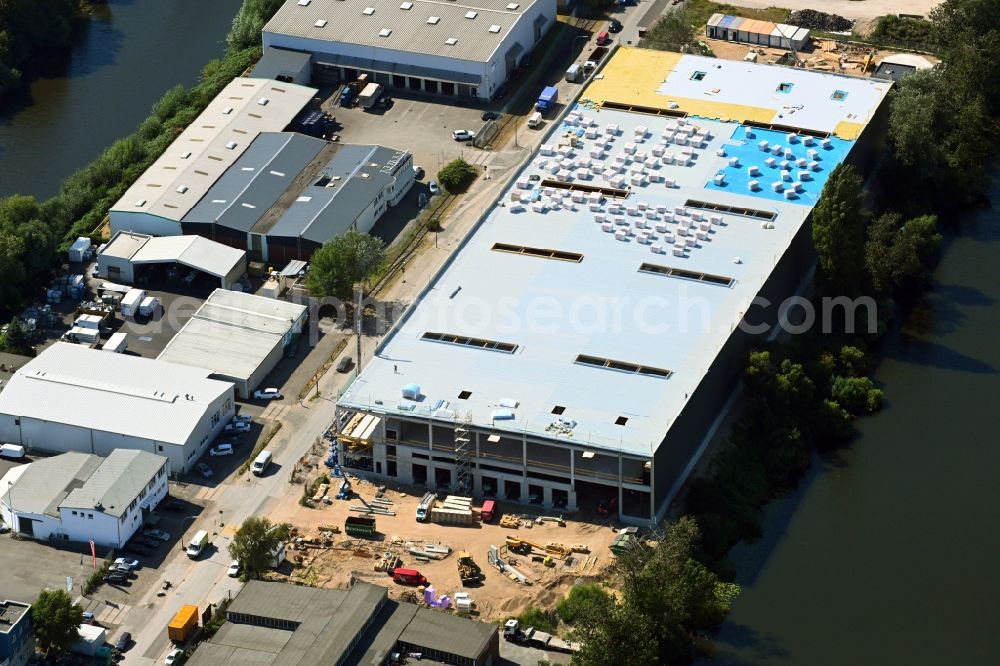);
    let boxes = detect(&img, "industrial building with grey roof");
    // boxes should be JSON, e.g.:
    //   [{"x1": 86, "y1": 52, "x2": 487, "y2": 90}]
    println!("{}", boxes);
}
[
  {"x1": 181, "y1": 132, "x2": 414, "y2": 264},
  {"x1": 187, "y1": 580, "x2": 499, "y2": 666},
  {"x1": 0, "y1": 450, "x2": 169, "y2": 548},
  {"x1": 263, "y1": 0, "x2": 556, "y2": 100}
]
